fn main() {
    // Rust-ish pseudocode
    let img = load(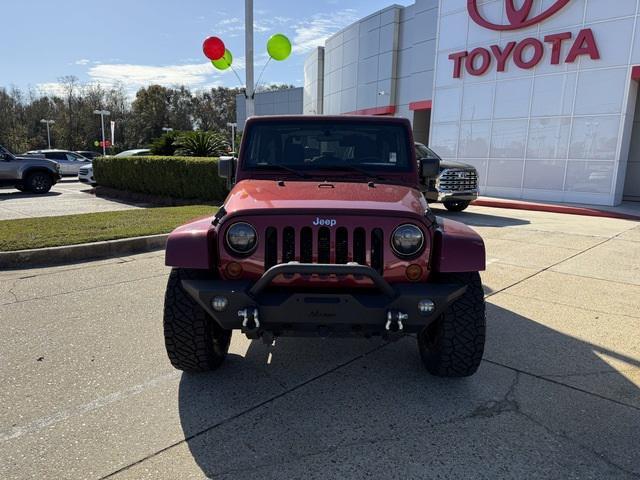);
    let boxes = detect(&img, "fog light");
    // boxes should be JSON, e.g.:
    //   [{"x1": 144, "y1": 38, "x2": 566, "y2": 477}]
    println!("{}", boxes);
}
[
  {"x1": 418, "y1": 299, "x2": 435, "y2": 315},
  {"x1": 405, "y1": 264, "x2": 423, "y2": 282},
  {"x1": 211, "y1": 296, "x2": 229, "y2": 312},
  {"x1": 226, "y1": 262, "x2": 243, "y2": 278}
]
